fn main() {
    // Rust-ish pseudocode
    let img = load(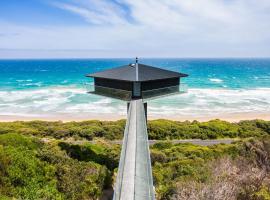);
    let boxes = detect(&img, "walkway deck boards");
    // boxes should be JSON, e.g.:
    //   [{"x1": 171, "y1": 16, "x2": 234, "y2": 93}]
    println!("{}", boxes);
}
[{"x1": 113, "y1": 100, "x2": 155, "y2": 200}]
